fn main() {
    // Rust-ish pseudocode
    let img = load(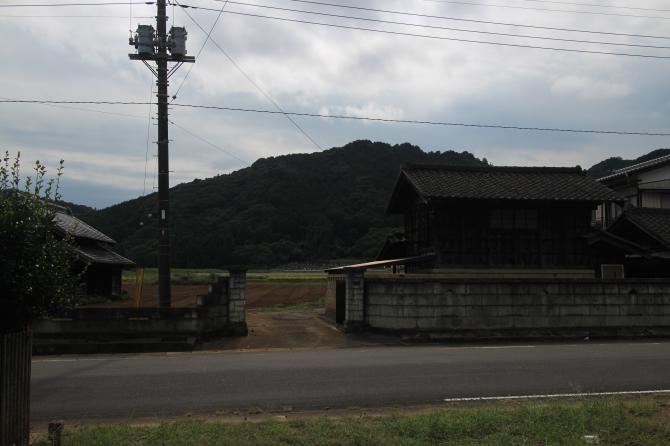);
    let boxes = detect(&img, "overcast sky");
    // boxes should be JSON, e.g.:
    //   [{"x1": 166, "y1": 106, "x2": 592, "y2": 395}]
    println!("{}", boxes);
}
[{"x1": 1, "y1": 0, "x2": 669, "y2": 208}]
